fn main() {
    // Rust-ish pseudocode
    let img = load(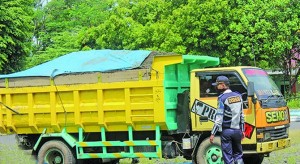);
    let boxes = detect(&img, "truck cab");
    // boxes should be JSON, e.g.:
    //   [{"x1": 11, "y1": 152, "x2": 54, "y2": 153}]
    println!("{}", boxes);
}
[{"x1": 190, "y1": 66, "x2": 291, "y2": 163}]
